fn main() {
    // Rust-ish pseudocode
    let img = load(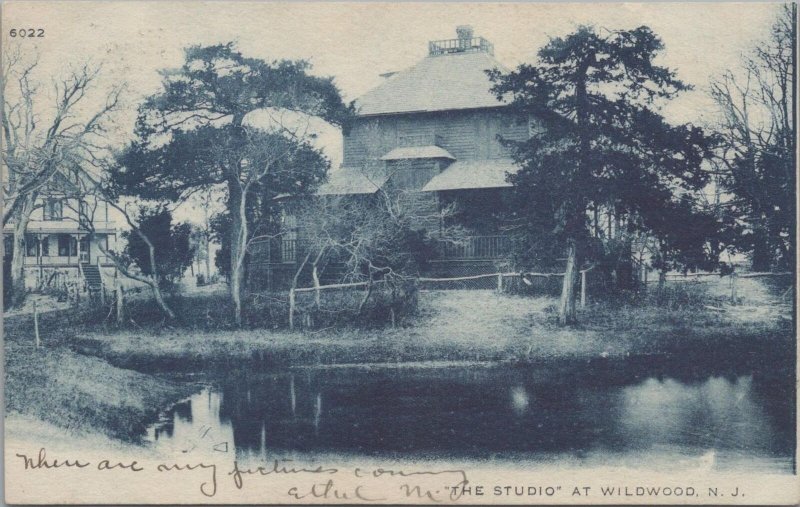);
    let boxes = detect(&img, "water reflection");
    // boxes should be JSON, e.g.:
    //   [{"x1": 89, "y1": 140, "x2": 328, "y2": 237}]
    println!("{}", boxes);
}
[{"x1": 146, "y1": 360, "x2": 794, "y2": 473}]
